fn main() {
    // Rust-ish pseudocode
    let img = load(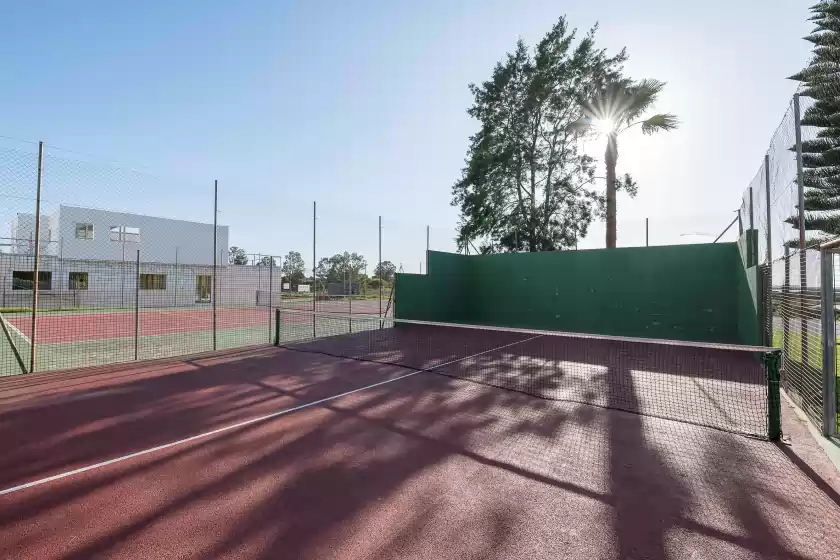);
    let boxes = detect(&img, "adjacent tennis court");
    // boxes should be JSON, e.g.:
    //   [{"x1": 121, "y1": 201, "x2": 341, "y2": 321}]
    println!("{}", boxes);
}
[
  {"x1": 0, "y1": 295, "x2": 396, "y2": 377},
  {"x1": 0, "y1": 306, "x2": 275, "y2": 374}
]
